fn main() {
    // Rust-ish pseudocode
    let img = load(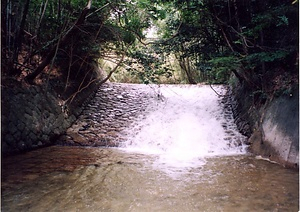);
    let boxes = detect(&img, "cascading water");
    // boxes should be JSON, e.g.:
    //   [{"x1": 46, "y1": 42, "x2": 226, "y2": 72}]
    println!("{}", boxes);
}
[
  {"x1": 122, "y1": 84, "x2": 248, "y2": 172},
  {"x1": 2, "y1": 83, "x2": 298, "y2": 212}
]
